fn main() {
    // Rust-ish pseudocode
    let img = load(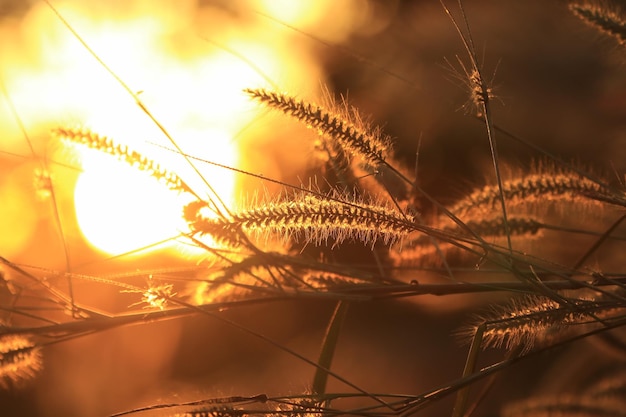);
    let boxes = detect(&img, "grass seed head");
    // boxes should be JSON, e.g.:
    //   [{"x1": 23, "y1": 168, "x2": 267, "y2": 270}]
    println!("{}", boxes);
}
[{"x1": 0, "y1": 334, "x2": 42, "y2": 389}]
